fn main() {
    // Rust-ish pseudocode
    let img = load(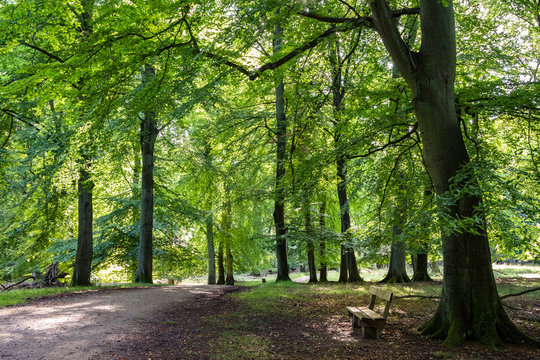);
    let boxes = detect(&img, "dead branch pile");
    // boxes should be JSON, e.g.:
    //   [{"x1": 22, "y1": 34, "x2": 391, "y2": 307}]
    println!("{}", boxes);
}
[{"x1": 0, "y1": 263, "x2": 68, "y2": 291}]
